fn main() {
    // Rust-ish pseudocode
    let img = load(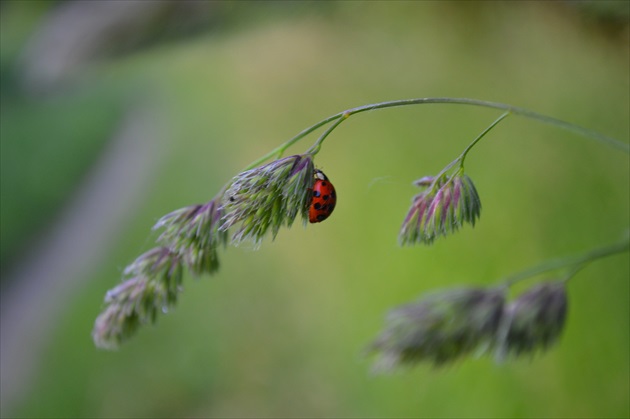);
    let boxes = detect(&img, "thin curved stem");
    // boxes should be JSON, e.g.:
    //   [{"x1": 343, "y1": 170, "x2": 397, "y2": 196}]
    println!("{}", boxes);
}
[
  {"x1": 432, "y1": 111, "x2": 511, "y2": 185},
  {"x1": 341, "y1": 98, "x2": 627, "y2": 153},
  {"x1": 458, "y1": 111, "x2": 511, "y2": 169},
  {"x1": 242, "y1": 114, "x2": 342, "y2": 171},
  {"x1": 243, "y1": 97, "x2": 628, "y2": 172},
  {"x1": 501, "y1": 236, "x2": 629, "y2": 287},
  {"x1": 561, "y1": 263, "x2": 588, "y2": 283},
  {"x1": 306, "y1": 112, "x2": 350, "y2": 155}
]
